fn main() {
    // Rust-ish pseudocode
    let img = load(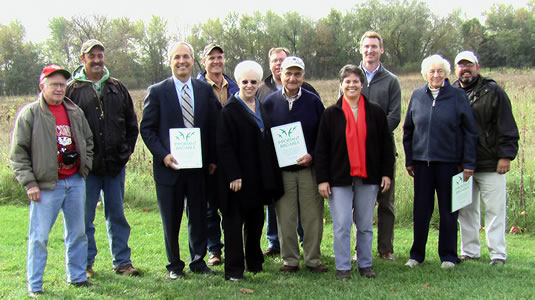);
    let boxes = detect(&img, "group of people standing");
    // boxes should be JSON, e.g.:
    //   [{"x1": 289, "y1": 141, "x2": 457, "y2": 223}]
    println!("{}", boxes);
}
[{"x1": 9, "y1": 29, "x2": 518, "y2": 297}]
